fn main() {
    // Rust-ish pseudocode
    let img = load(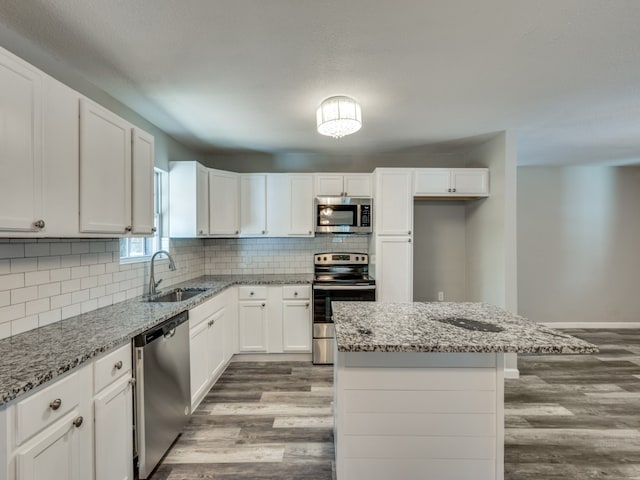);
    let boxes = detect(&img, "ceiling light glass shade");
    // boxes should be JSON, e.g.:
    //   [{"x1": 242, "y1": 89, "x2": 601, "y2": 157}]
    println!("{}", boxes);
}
[{"x1": 316, "y1": 96, "x2": 362, "y2": 138}]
